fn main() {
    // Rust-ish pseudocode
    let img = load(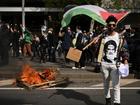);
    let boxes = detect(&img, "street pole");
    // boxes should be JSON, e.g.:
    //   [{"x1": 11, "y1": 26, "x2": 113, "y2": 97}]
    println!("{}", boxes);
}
[{"x1": 22, "y1": 0, "x2": 25, "y2": 34}]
